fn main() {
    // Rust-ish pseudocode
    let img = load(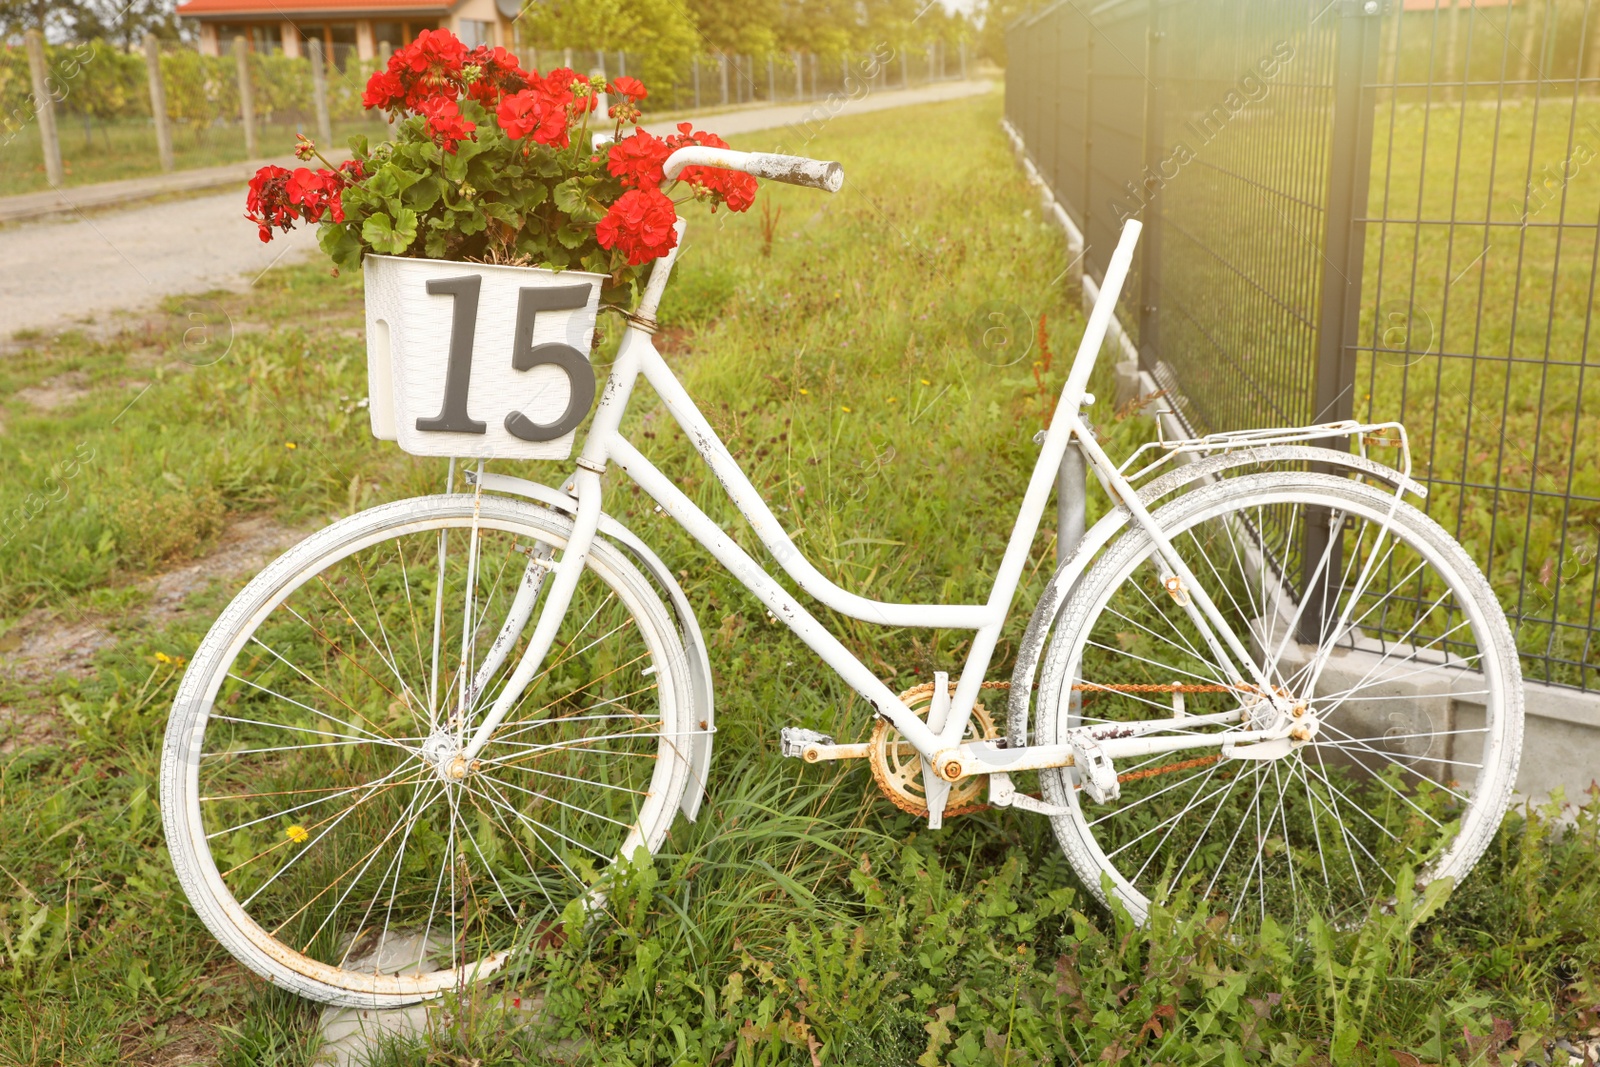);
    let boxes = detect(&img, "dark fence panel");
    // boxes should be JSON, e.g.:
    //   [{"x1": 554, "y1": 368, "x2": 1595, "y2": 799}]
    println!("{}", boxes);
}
[
  {"x1": 1354, "y1": 0, "x2": 1600, "y2": 690},
  {"x1": 1005, "y1": 0, "x2": 1600, "y2": 692}
]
